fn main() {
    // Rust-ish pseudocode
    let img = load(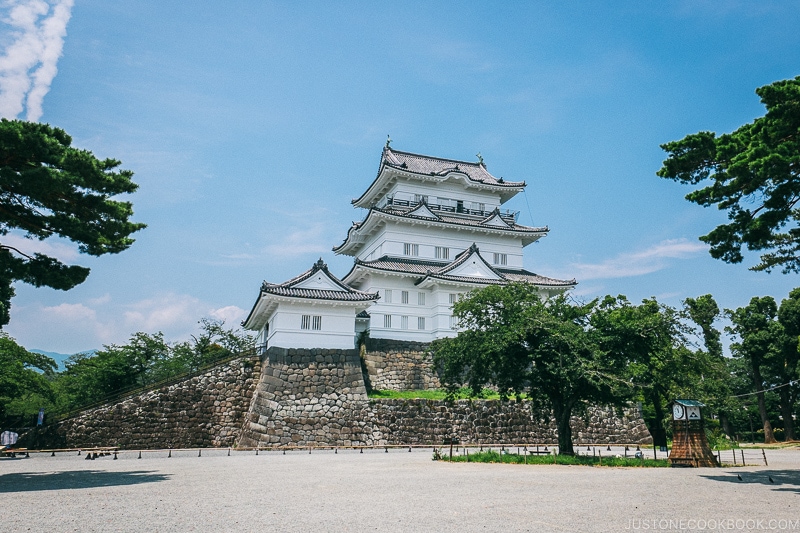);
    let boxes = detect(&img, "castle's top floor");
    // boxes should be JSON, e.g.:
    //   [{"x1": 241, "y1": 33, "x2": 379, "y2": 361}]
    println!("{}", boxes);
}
[{"x1": 351, "y1": 145, "x2": 526, "y2": 210}]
